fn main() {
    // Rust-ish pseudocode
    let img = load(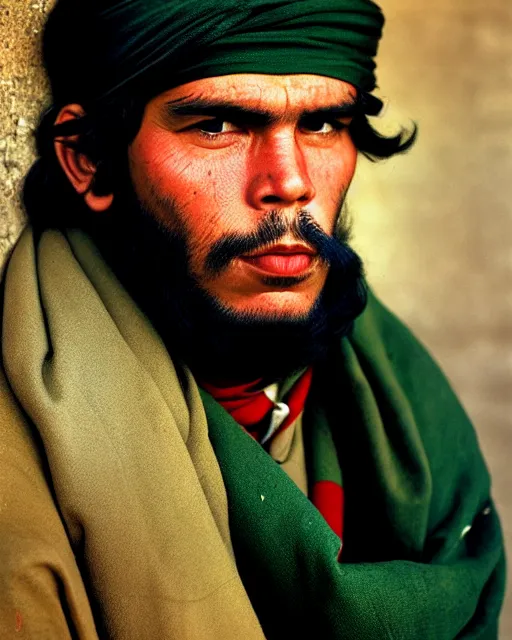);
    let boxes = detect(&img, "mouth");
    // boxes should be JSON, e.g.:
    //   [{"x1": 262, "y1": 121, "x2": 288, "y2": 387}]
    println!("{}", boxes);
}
[{"x1": 240, "y1": 244, "x2": 318, "y2": 277}]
